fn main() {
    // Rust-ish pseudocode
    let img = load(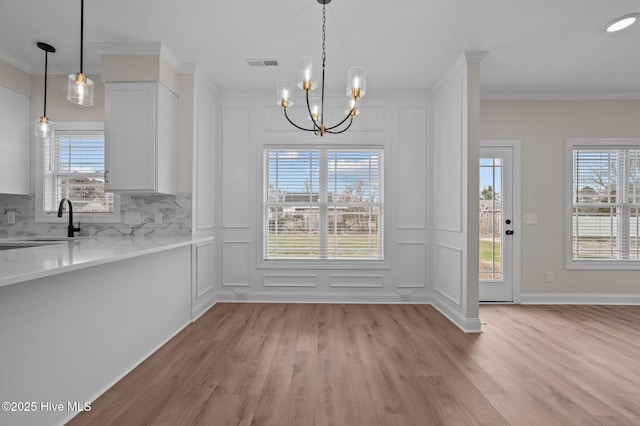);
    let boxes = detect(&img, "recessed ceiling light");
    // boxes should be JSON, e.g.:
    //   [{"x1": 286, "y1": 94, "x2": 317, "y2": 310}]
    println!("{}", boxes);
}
[{"x1": 606, "y1": 13, "x2": 639, "y2": 32}]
